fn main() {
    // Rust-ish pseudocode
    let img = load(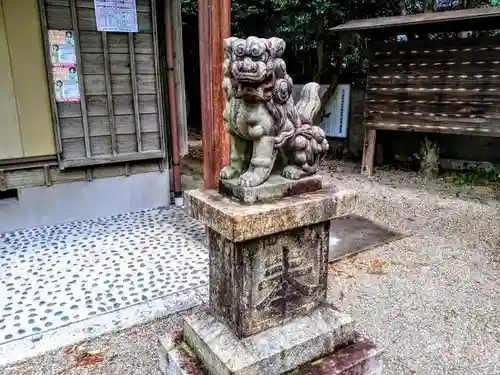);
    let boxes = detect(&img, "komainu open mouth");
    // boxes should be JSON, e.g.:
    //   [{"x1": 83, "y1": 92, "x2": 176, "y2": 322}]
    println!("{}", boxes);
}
[{"x1": 234, "y1": 71, "x2": 266, "y2": 83}]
